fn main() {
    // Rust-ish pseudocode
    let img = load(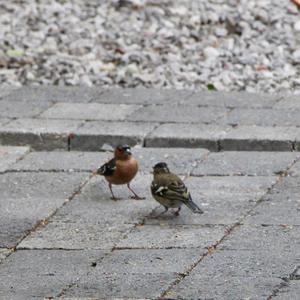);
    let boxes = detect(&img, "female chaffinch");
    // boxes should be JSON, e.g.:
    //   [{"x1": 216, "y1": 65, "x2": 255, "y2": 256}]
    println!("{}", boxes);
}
[
  {"x1": 151, "y1": 162, "x2": 203, "y2": 216},
  {"x1": 95, "y1": 144, "x2": 144, "y2": 200}
]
